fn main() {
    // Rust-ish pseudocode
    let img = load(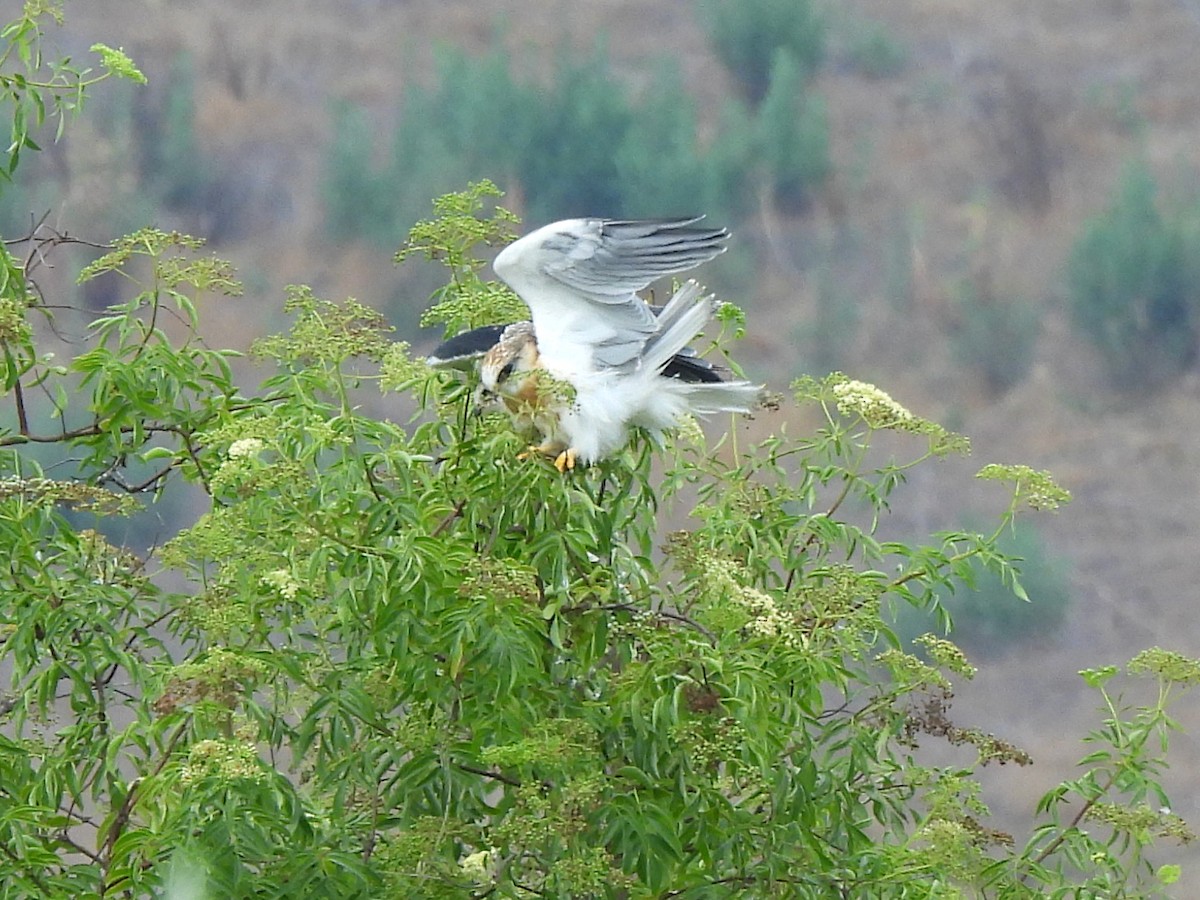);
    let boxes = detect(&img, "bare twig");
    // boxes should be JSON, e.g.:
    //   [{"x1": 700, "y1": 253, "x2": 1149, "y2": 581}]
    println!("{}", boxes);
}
[
  {"x1": 455, "y1": 762, "x2": 522, "y2": 788},
  {"x1": 432, "y1": 498, "x2": 468, "y2": 537},
  {"x1": 1028, "y1": 771, "x2": 1117, "y2": 868}
]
